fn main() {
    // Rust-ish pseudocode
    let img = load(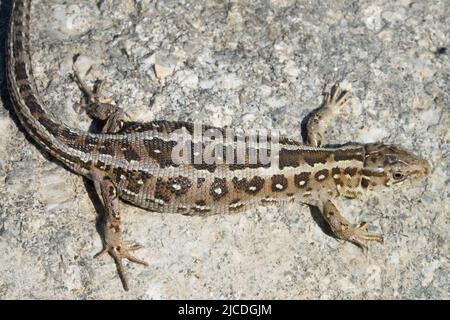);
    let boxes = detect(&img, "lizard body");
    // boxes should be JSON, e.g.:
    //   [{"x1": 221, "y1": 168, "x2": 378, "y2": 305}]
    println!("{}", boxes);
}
[{"x1": 6, "y1": 0, "x2": 431, "y2": 290}]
